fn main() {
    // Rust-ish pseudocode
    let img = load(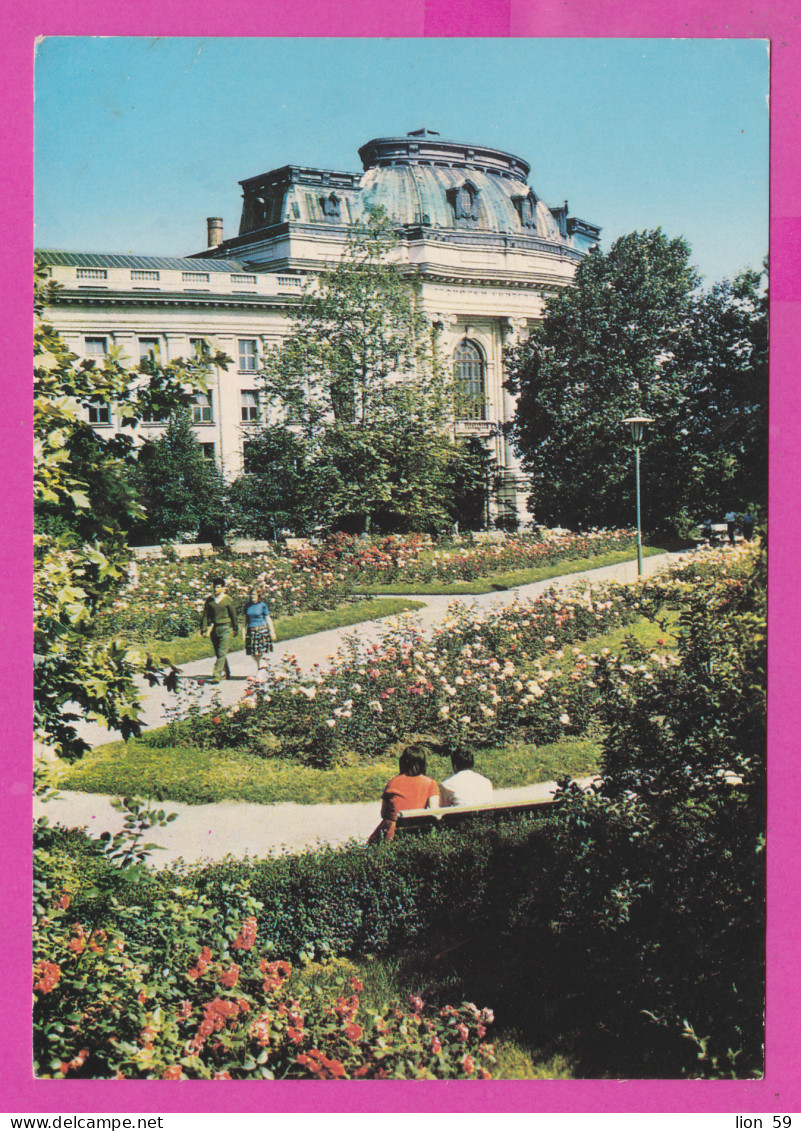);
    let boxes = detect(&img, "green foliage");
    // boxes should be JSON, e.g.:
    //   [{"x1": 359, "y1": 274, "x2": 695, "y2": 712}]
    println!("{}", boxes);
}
[
  {"x1": 313, "y1": 423, "x2": 476, "y2": 534},
  {"x1": 228, "y1": 426, "x2": 315, "y2": 538},
  {"x1": 507, "y1": 232, "x2": 767, "y2": 536},
  {"x1": 539, "y1": 543, "x2": 766, "y2": 1076},
  {"x1": 33, "y1": 834, "x2": 497, "y2": 1079},
  {"x1": 33, "y1": 261, "x2": 222, "y2": 760},
  {"x1": 132, "y1": 410, "x2": 229, "y2": 545}
]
